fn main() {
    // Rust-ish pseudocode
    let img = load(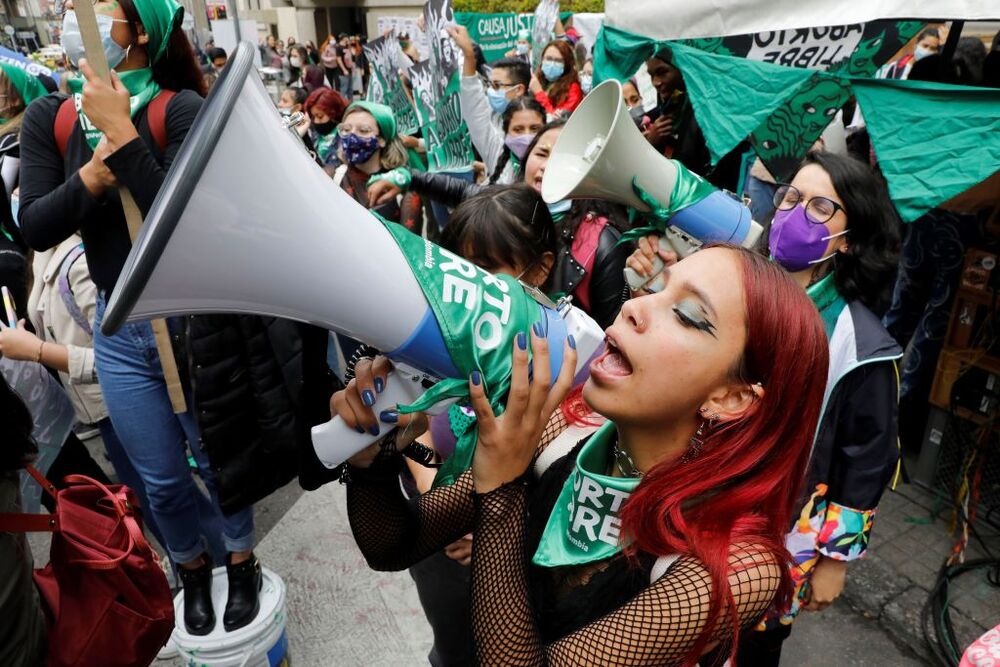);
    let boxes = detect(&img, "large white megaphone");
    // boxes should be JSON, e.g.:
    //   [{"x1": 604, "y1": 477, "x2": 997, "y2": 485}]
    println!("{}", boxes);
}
[
  {"x1": 101, "y1": 42, "x2": 604, "y2": 469},
  {"x1": 542, "y1": 79, "x2": 763, "y2": 292}
]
